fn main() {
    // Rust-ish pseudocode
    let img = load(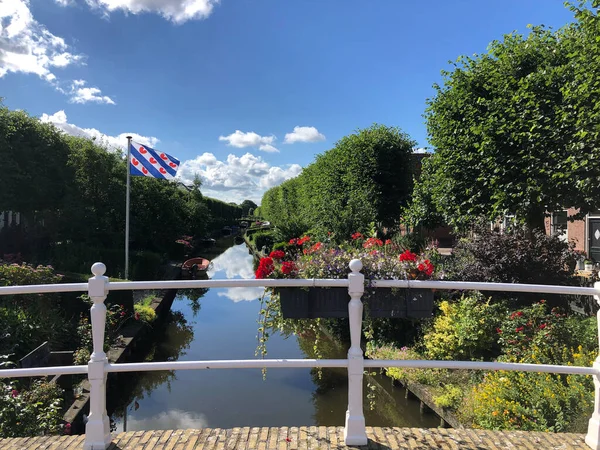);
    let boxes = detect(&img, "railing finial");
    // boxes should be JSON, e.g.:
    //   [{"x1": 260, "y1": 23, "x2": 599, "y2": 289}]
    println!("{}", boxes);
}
[
  {"x1": 91, "y1": 262, "x2": 106, "y2": 277},
  {"x1": 349, "y1": 259, "x2": 363, "y2": 273}
]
